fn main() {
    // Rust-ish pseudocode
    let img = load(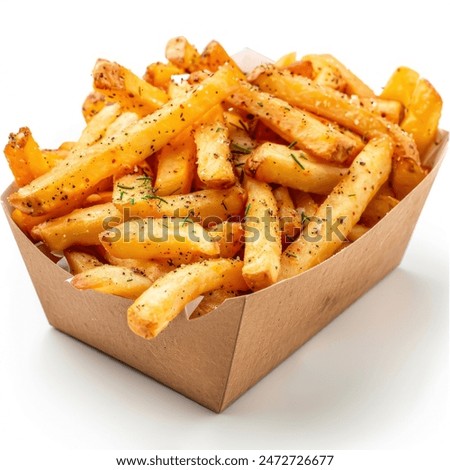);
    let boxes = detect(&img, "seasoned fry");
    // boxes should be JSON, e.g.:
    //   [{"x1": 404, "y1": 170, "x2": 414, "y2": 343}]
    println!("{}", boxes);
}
[
  {"x1": 72, "y1": 265, "x2": 152, "y2": 299},
  {"x1": 251, "y1": 66, "x2": 420, "y2": 162},
  {"x1": 194, "y1": 107, "x2": 236, "y2": 188},
  {"x1": 143, "y1": 61, "x2": 184, "y2": 89},
  {"x1": 360, "y1": 194, "x2": 399, "y2": 227},
  {"x1": 64, "y1": 249, "x2": 103, "y2": 275},
  {"x1": 227, "y1": 84, "x2": 361, "y2": 161},
  {"x1": 199, "y1": 40, "x2": 246, "y2": 79},
  {"x1": 82, "y1": 91, "x2": 108, "y2": 122},
  {"x1": 9, "y1": 65, "x2": 242, "y2": 215},
  {"x1": 190, "y1": 289, "x2": 240, "y2": 319},
  {"x1": 380, "y1": 66, "x2": 420, "y2": 105},
  {"x1": 113, "y1": 185, "x2": 246, "y2": 223},
  {"x1": 273, "y1": 186, "x2": 301, "y2": 240},
  {"x1": 128, "y1": 258, "x2": 247, "y2": 338},
  {"x1": 93, "y1": 59, "x2": 168, "y2": 116},
  {"x1": 245, "y1": 142, "x2": 347, "y2": 195},
  {"x1": 290, "y1": 190, "x2": 319, "y2": 225},
  {"x1": 165, "y1": 36, "x2": 201, "y2": 73},
  {"x1": 208, "y1": 221, "x2": 244, "y2": 258},
  {"x1": 31, "y1": 203, "x2": 121, "y2": 251},
  {"x1": 242, "y1": 177, "x2": 281, "y2": 291},
  {"x1": 357, "y1": 97, "x2": 403, "y2": 124},
  {"x1": 280, "y1": 136, "x2": 393, "y2": 279},
  {"x1": 100, "y1": 218, "x2": 220, "y2": 262},
  {"x1": 391, "y1": 156, "x2": 428, "y2": 200}
]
